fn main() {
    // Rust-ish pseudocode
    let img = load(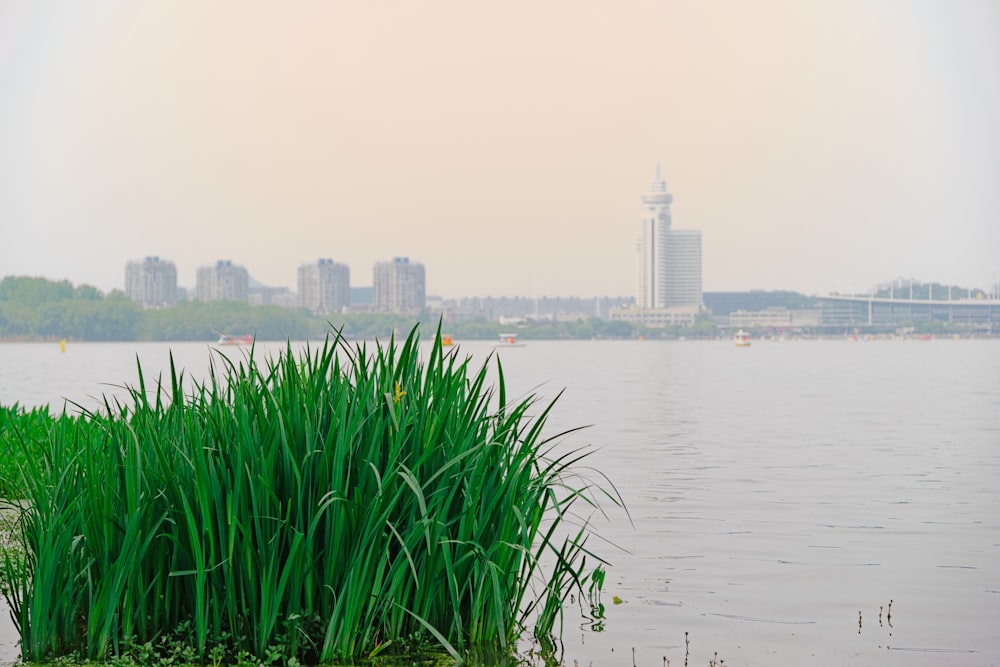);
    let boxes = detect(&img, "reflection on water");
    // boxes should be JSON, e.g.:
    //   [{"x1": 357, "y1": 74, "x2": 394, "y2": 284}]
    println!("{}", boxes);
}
[{"x1": 1, "y1": 338, "x2": 998, "y2": 666}]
